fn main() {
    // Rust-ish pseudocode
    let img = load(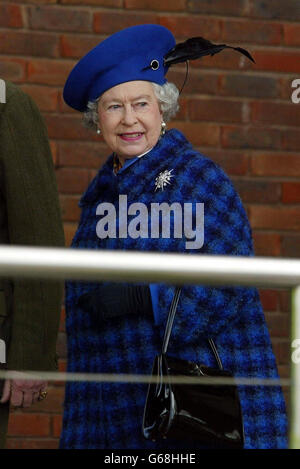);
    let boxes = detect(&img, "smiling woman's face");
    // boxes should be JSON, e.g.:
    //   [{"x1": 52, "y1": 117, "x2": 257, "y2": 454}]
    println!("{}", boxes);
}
[{"x1": 97, "y1": 81, "x2": 163, "y2": 162}]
